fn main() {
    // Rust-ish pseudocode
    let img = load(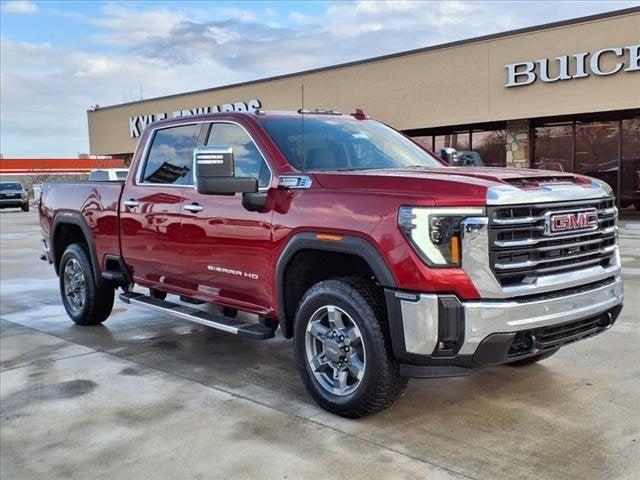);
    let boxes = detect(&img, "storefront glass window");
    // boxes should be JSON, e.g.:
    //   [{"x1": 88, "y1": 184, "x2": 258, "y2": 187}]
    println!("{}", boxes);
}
[
  {"x1": 574, "y1": 121, "x2": 619, "y2": 198},
  {"x1": 411, "y1": 136, "x2": 433, "y2": 151},
  {"x1": 621, "y1": 117, "x2": 640, "y2": 212},
  {"x1": 533, "y1": 123, "x2": 573, "y2": 172},
  {"x1": 472, "y1": 130, "x2": 506, "y2": 167},
  {"x1": 448, "y1": 132, "x2": 470, "y2": 151},
  {"x1": 434, "y1": 135, "x2": 446, "y2": 156}
]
